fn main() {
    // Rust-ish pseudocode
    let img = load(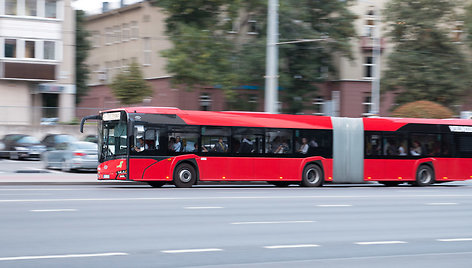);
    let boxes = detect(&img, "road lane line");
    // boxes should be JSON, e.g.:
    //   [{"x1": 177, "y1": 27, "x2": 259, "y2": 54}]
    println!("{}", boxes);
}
[
  {"x1": 0, "y1": 252, "x2": 128, "y2": 261},
  {"x1": 30, "y1": 209, "x2": 77, "y2": 212},
  {"x1": 184, "y1": 206, "x2": 224, "y2": 209},
  {"x1": 426, "y1": 203, "x2": 458, "y2": 205},
  {"x1": 231, "y1": 220, "x2": 315, "y2": 225},
  {"x1": 161, "y1": 248, "x2": 223, "y2": 254},
  {"x1": 264, "y1": 244, "x2": 320, "y2": 249},
  {"x1": 316, "y1": 204, "x2": 352, "y2": 207},
  {"x1": 355, "y1": 241, "x2": 407, "y2": 245},
  {"x1": 437, "y1": 238, "x2": 472, "y2": 242}
]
